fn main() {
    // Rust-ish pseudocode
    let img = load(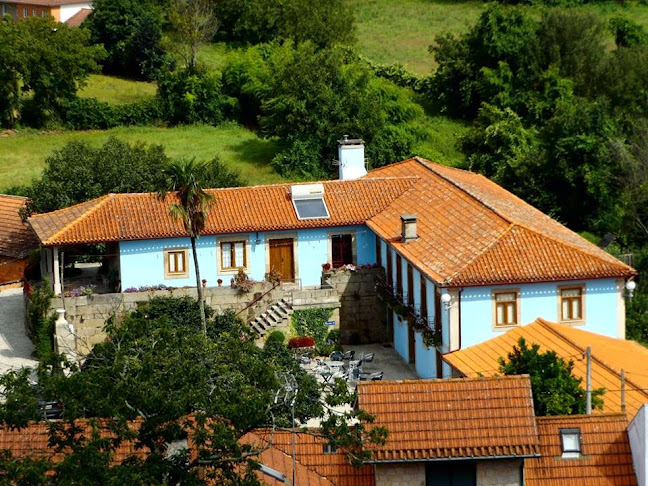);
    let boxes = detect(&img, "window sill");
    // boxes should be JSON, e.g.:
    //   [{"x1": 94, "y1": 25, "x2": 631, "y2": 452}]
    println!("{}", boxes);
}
[
  {"x1": 494, "y1": 323, "x2": 519, "y2": 330},
  {"x1": 560, "y1": 319, "x2": 585, "y2": 326},
  {"x1": 218, "y1": 267, "x2": 248, "y2": 275},
  {"x1": 164, "y1": 273, "x2": 189, "y2": 280}
]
